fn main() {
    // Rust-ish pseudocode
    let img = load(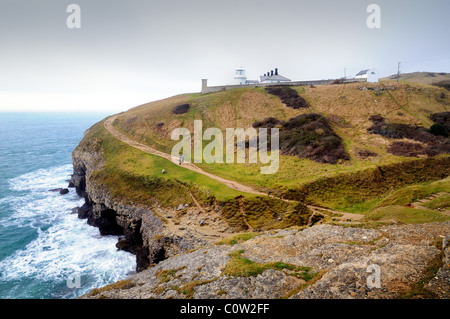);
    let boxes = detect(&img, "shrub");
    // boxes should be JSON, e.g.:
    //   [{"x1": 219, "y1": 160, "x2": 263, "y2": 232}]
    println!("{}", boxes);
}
[
  {"x1": 126, "y1": 116, "x2": 138, "y2": 124},
  {"x1": 368, "y1": 115, "x2": 450, "y2": 157},
  {"x1": 430, "y1": 112, "x2": 450, "y2": 132},
  {"x1": 368, "y1": 114, "x2": 384, "y2": 123},
  {"x1": 357, "y1": 149, "x2": 378, "y2": 158},
  {"x1": 253, "y1": 113, "x2": 350, "y2": 164},
  {"x1": 332, "y1": 79, "x2": 344, "y2": 84},
  {"x1": 429, "y1": 123, "x2": 448, "y2": 137},
  {"x1": 328, "y1": 115, "x2": 352, "y2": 128},
  {"x1": 368, "y1": 115, "x2": 440, "y2": 144},
  {"x1": 172, "y1": 103, "x2": 190, "y2": 114},
  {"x1": 265, "y1": 87, "x2": 309, "y2": 109},
  {"x1": 387, "y1": 141, "x2": 438, "y2": 157},
  {"x1": 432, "y1": 80, "x2": 450, "y2": 91},
  {"x1": 252, "y1": 117, "x2": 281, "y2": 129}
]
